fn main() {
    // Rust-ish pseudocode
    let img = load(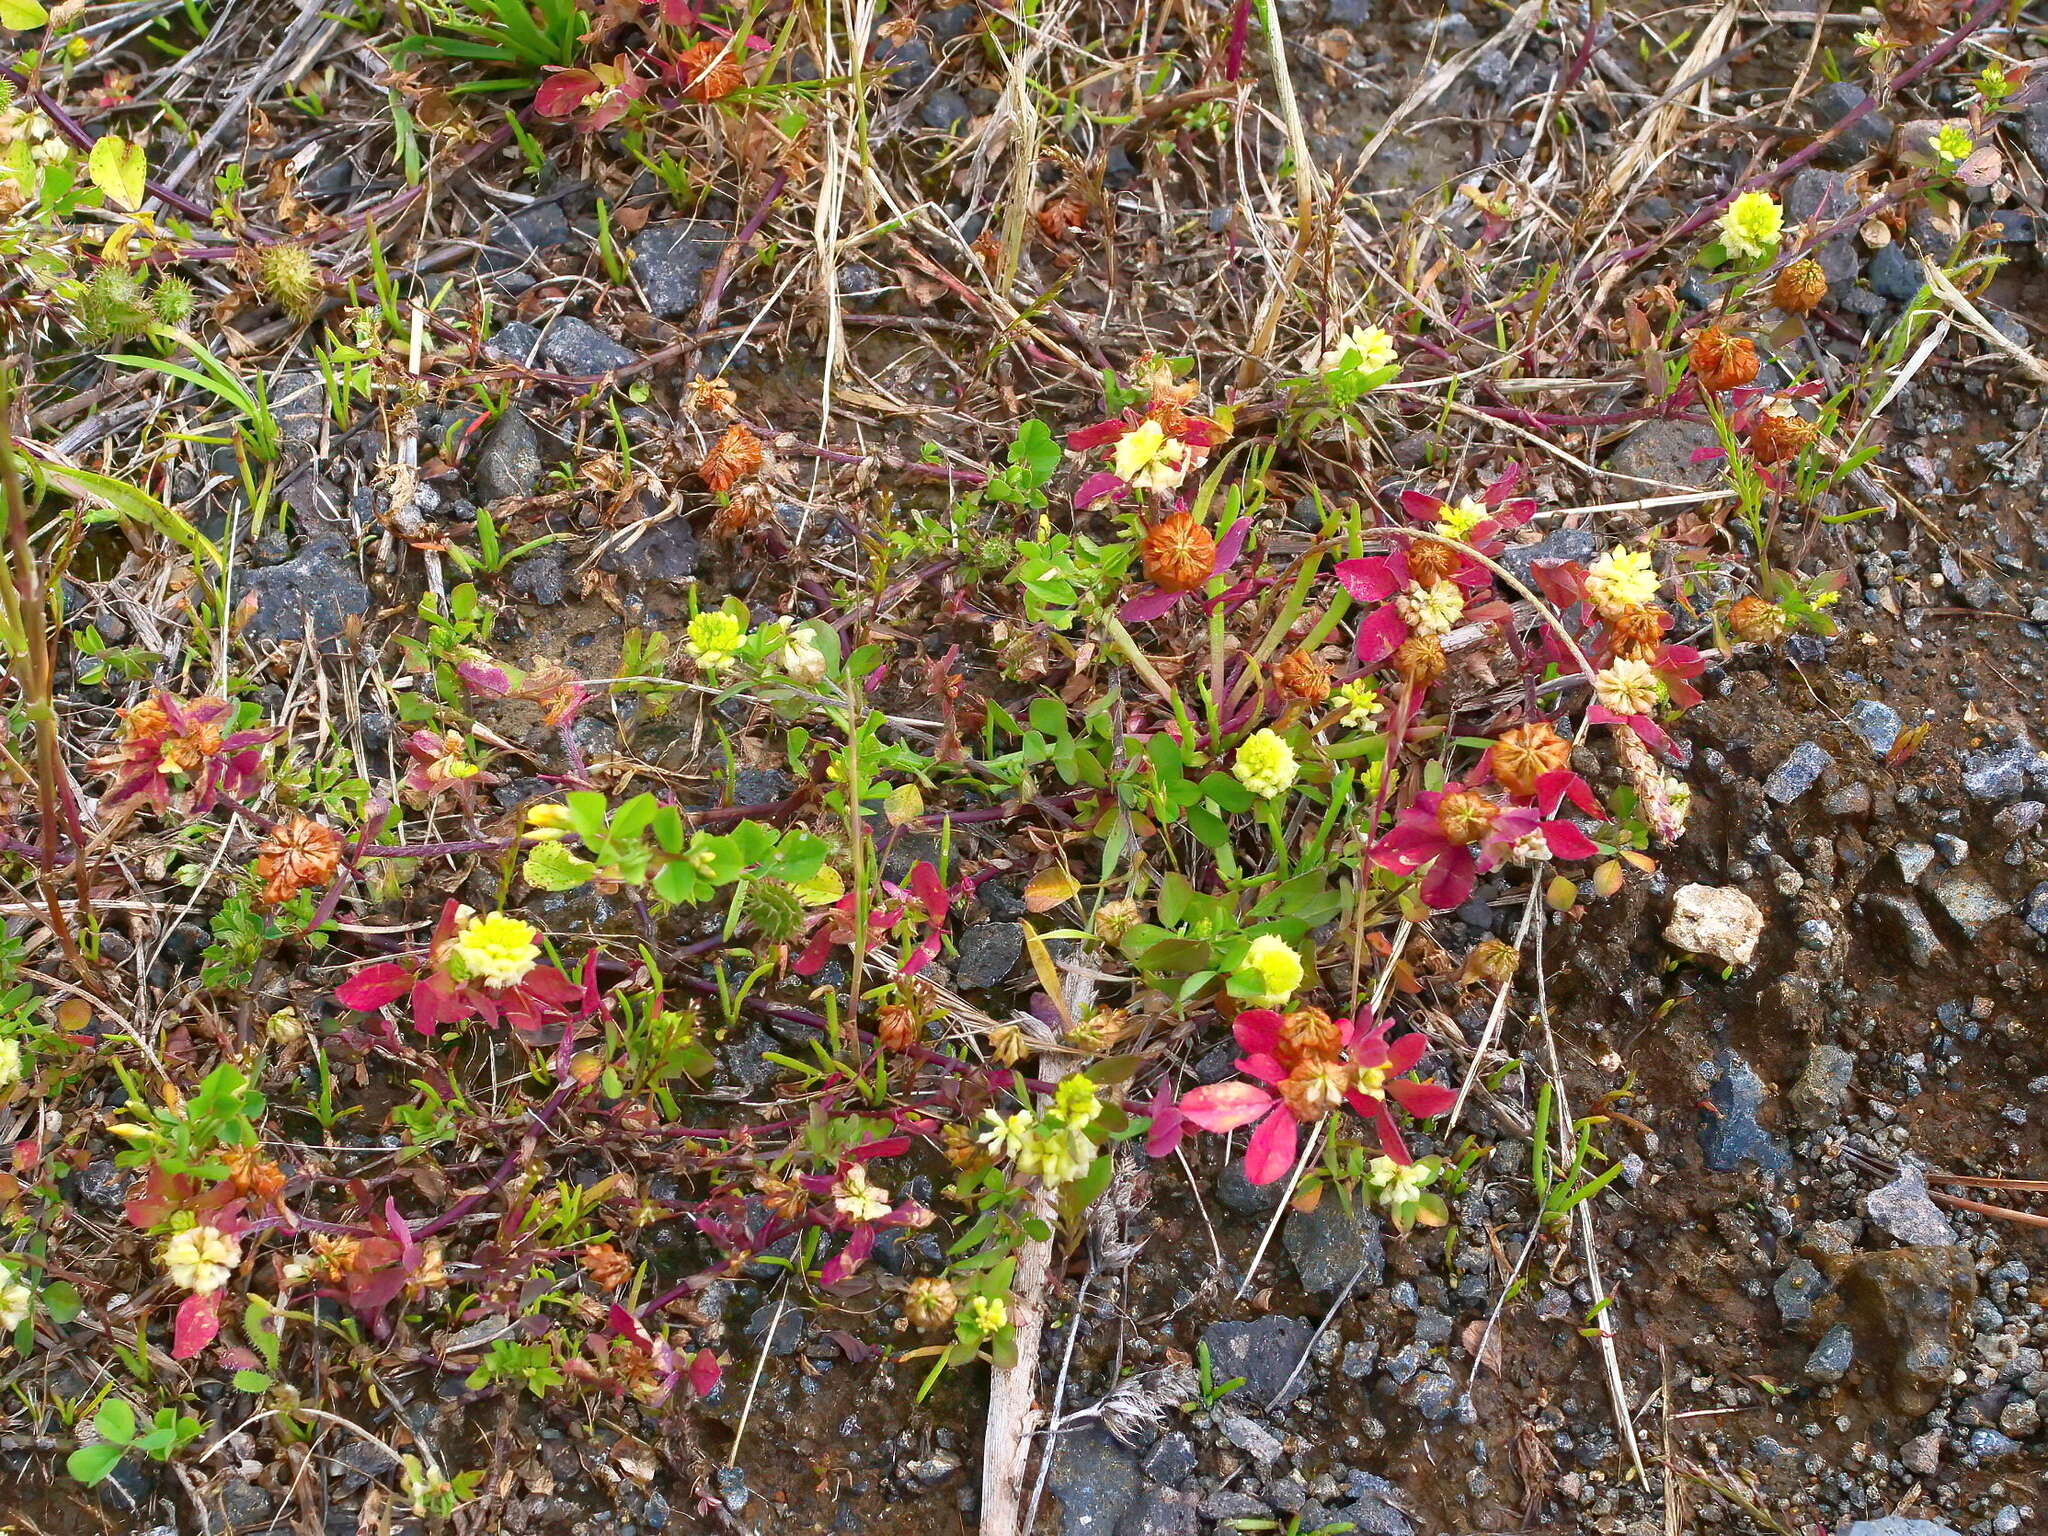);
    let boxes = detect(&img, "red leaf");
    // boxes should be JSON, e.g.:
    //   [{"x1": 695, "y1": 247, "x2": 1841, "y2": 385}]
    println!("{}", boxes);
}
[
  {"x1": 688, "y1": 1347, "x2": 722, "y2": 1396},
  {"x1": 1243, "y1": 1106, "x2": 1298, "y2": 1185},
  {"x1": 1178, "y1": 1080, "x2": 1274, "y2": 1132},
  {"x1": 333, "y1": 963, "x2": 412, "y2": 1012},
  {"x1": 173, "y1": 1291, "x2": 223, "y2": 1360},
  {"x1": 534, "y1": 69, "x2": 600, "y2": 119}
]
